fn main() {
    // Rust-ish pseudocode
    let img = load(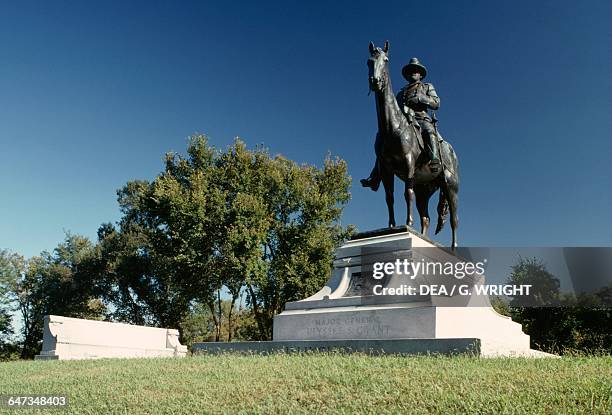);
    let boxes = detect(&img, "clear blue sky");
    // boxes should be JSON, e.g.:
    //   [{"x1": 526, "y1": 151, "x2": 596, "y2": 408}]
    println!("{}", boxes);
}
[{"x1": 1, "y1": 0, "x2": 610, "y2": 258}]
